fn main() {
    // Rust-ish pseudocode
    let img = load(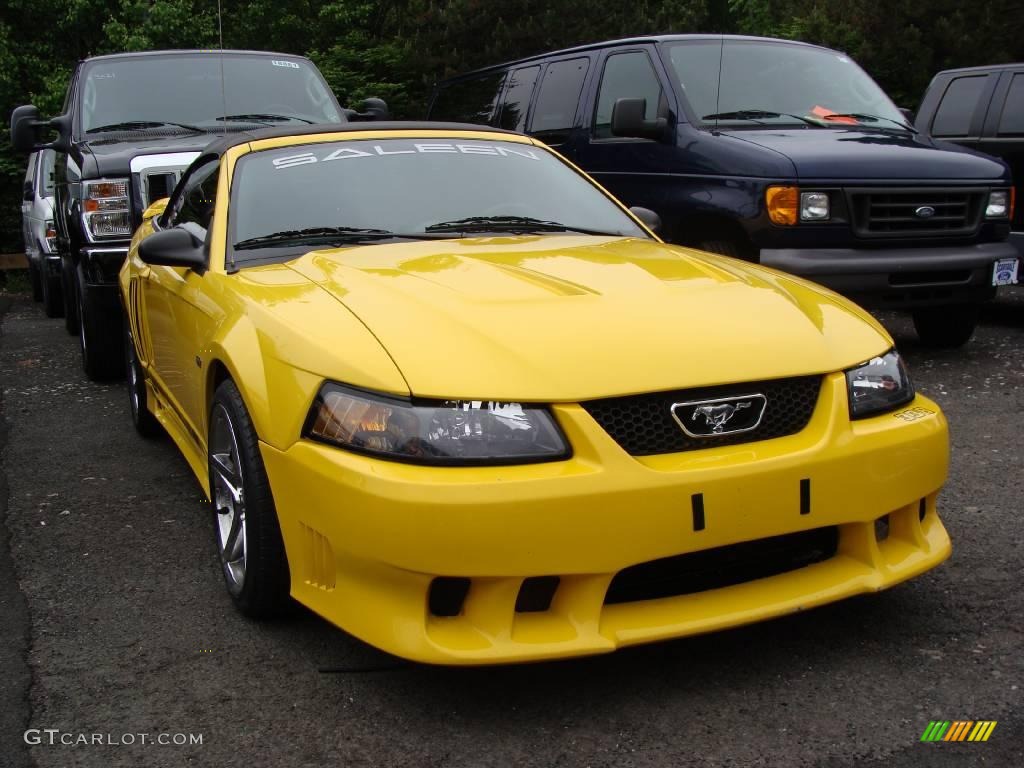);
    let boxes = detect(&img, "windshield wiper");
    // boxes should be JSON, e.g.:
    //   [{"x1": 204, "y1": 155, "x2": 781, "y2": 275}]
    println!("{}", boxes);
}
[
  {"x1": 817, "y1": 112, "x2": 917, "y2": 132},
  {"x1": 234, "y1": 227, "x2": 403, "y2": 250},
  {"x1": 87, "y1": 120, "x2": 207, "y2": 134},
  {"x1": 702, "y1": 110, "x2": 820, "y2": 127},
  {"x1": 424, "y1": 215, "x2": 622, "y2": 236},
  {"x1": 216, "y1": 113, "x2": 315, "y2": 125}
]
